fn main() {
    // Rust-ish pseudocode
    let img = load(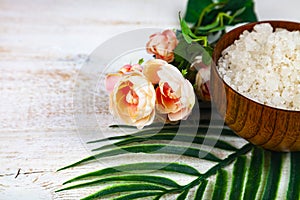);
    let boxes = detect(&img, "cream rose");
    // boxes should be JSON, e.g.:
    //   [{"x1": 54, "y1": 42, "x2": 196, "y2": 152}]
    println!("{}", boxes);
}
[
  {"x1": 105, "y1": 64, "x2": 143, "y2": 93},
  {"x1": 143, "y1": 59, "x2": 195, "y2": 121},
  {"x1": 146, "y1": 30, "x2": 178, "y2": 63},
  {"x1": 109, "y1": 72, "x2": 156, "y2": 129}
]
